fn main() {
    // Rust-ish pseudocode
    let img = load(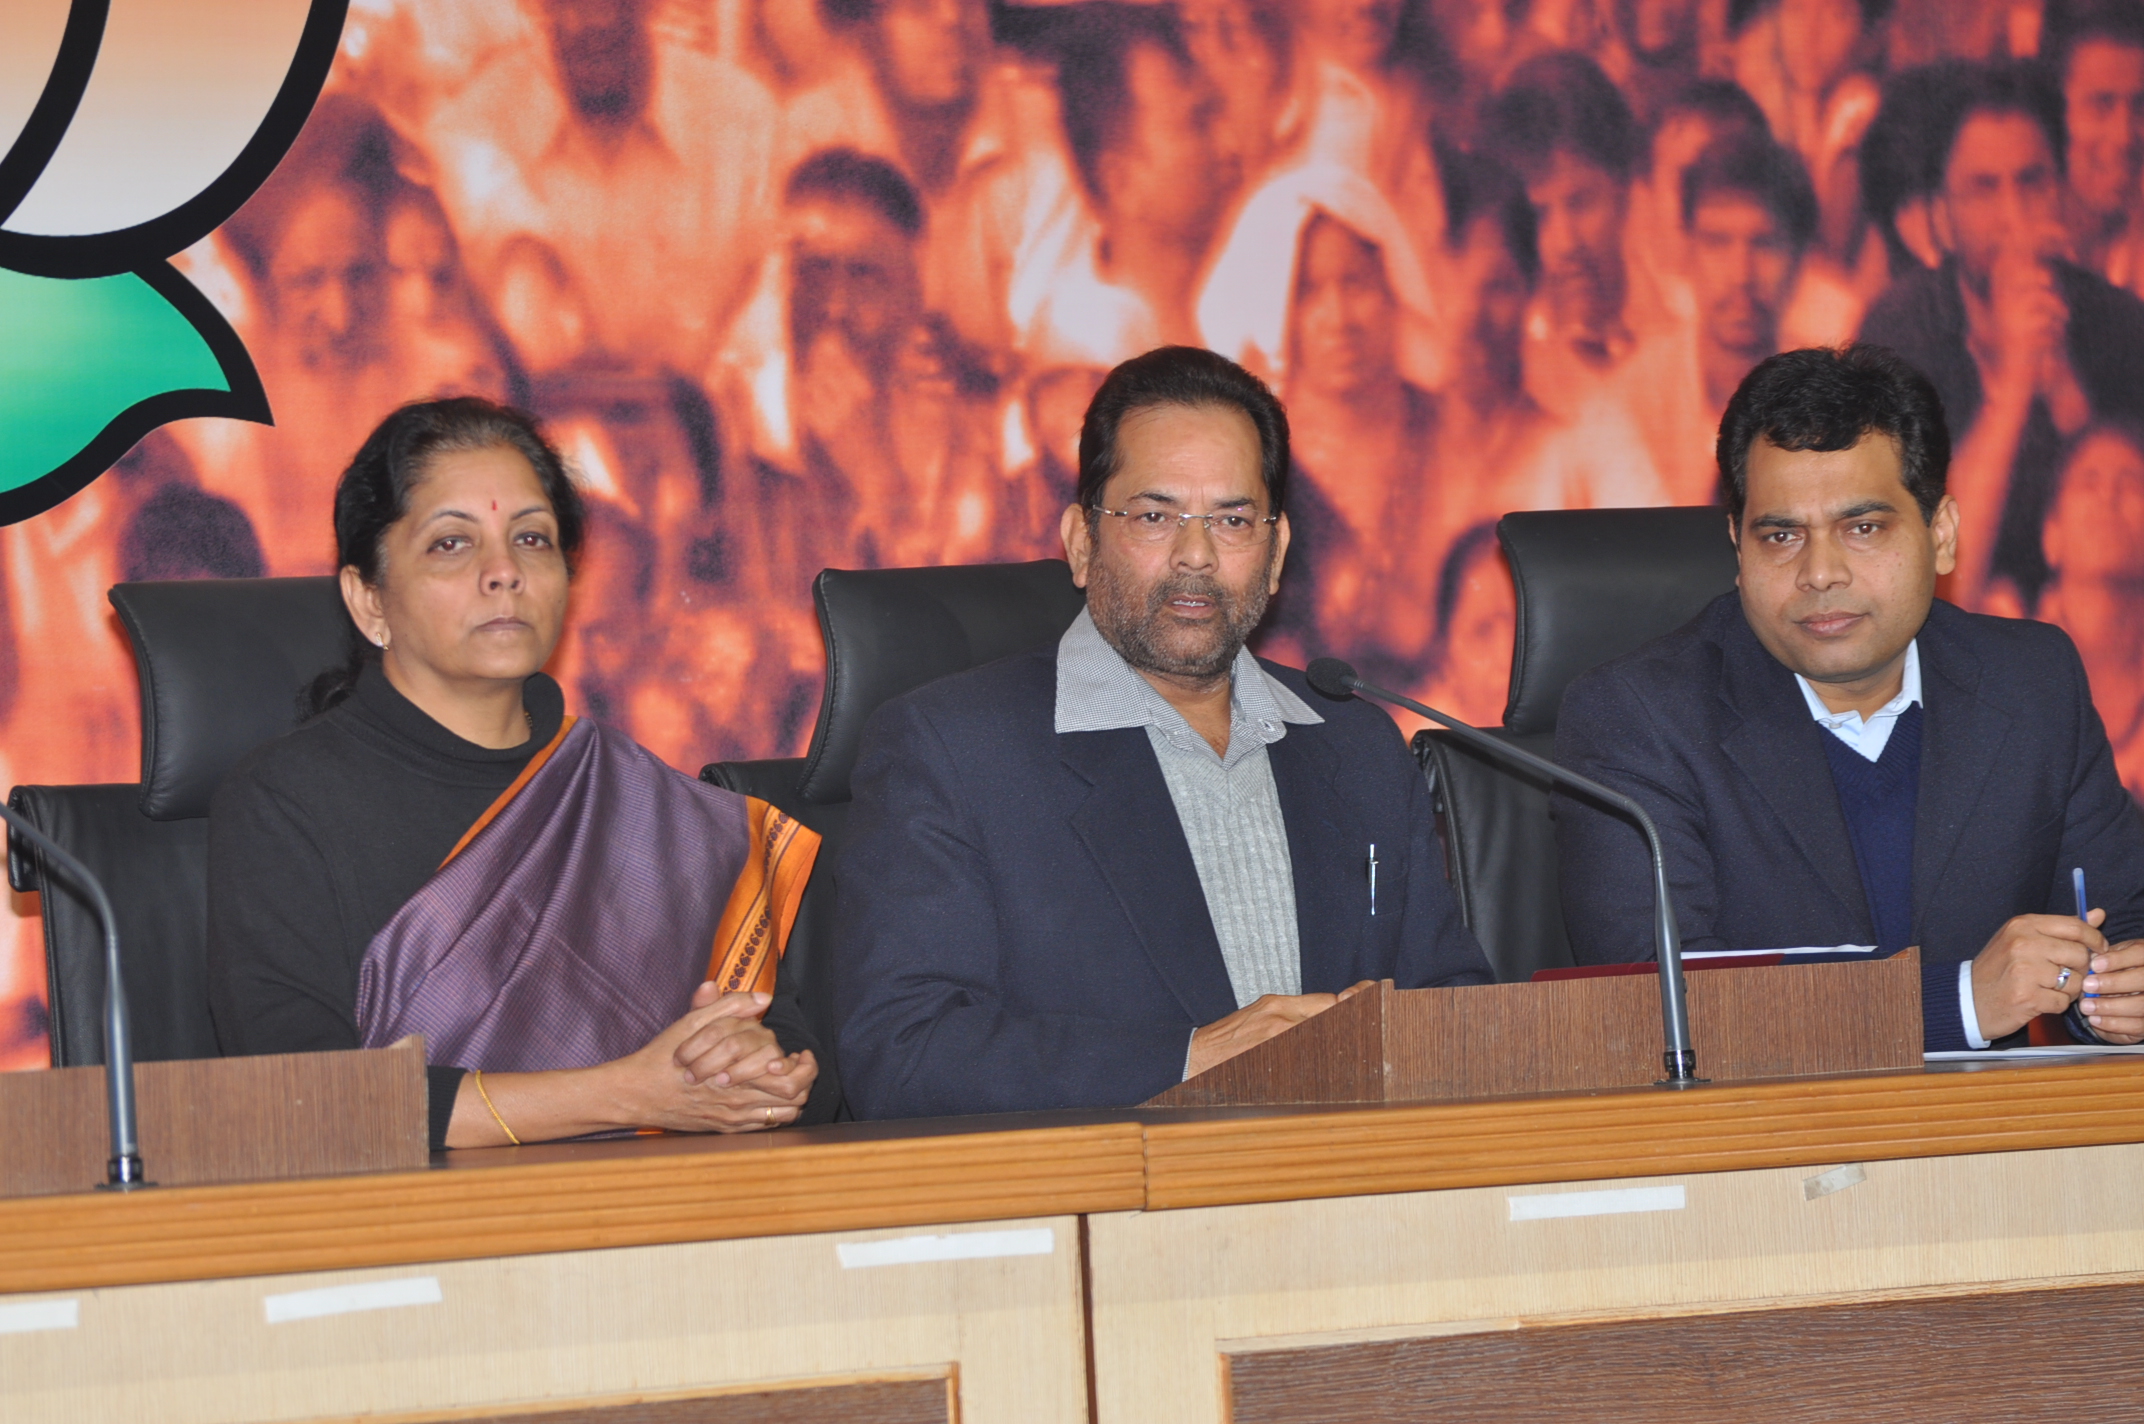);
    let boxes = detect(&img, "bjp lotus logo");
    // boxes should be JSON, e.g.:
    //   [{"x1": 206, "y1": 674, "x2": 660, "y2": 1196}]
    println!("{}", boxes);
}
[{"x1": 0, "y1": 0, "x2": 345, "y2": 524}]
